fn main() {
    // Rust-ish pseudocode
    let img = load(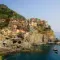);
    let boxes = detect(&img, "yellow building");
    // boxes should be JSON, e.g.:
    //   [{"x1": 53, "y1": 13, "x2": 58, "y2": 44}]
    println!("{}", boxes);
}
[{"x1": 30, "y1": 21, "x2": 37, "y2": 27}]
